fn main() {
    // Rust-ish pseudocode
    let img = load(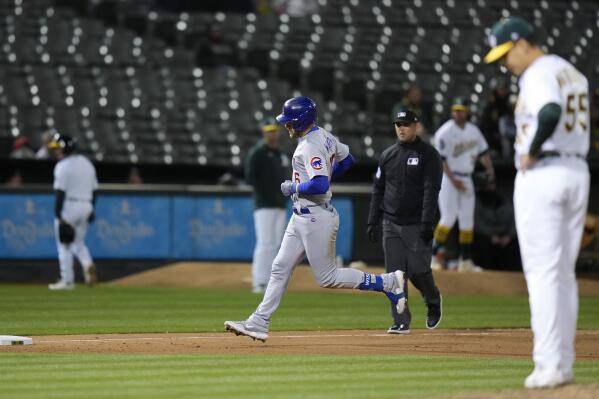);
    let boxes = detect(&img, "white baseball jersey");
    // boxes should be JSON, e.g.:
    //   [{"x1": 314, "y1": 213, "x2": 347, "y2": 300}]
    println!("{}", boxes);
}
[
  {"x1": 434, "y1": 120, "x2": 488, "y2": 175},
  {"x1": 512, "y1": 54, "x2": 590, "y2": 375},
  {"x1": 514, "y1": 54, "x2": 590, "y2": 166},
  {"x1": 54, "y1": 154, "x2": 98, "y2": 200},
  {"x1": 290, "y1": 126, "x2": 349, "y2": 208},
  {"x1": 52, "y1": 154, "x2": 98, "y2": 285}
]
